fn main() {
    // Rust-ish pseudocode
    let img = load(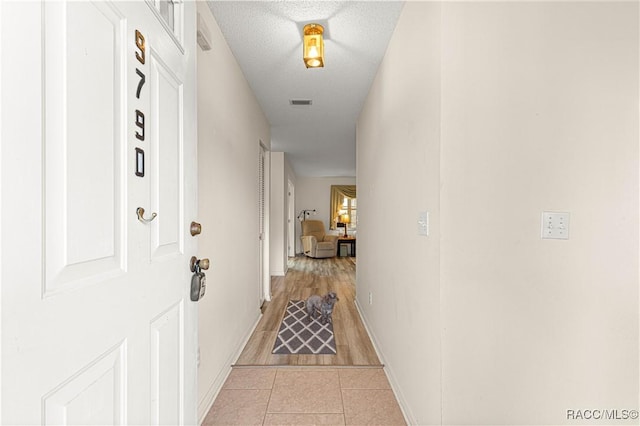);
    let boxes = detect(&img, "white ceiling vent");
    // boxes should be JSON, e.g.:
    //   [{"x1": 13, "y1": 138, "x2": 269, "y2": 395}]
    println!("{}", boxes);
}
[{"x1": 290, "y1": 99, "x2": 312, "y2": 106}]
